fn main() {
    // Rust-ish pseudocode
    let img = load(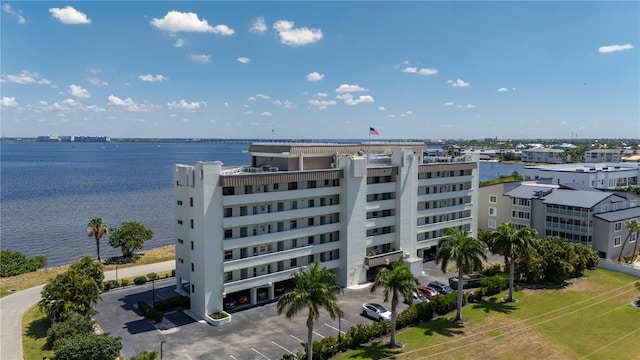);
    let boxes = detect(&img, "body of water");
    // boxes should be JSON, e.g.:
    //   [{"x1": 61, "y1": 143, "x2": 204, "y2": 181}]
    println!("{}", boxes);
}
[{"x1": 0, "y1": 142, "x2": 523, "y2": 267}]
